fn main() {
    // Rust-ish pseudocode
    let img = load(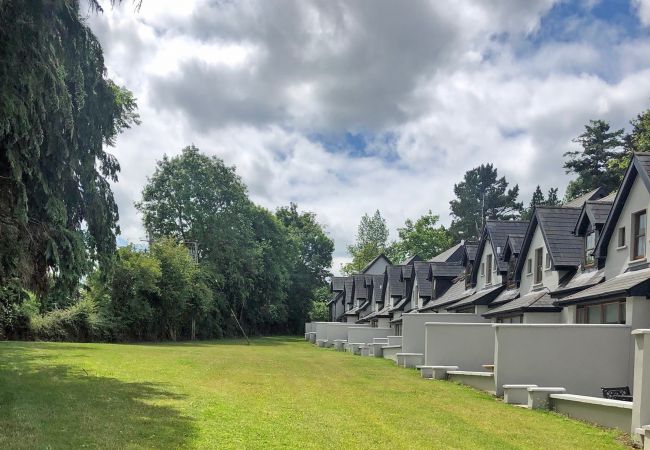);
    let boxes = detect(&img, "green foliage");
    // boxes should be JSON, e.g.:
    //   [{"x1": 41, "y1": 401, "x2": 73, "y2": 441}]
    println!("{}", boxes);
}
[
  {"x1": 0, "y1": 1, "x2": 139, "y2": 305},
  {"x1": 308, "y1": 285, "x2": 331, "y2": 321},
  {"x1": 389, "y1": 211, "x2": 454, "y2": 261},
  {"x1": 564, "y1": 120, "x2": 626, "y2": 200},
  {"x1": 29, "y1": 297, "x2": 109, "y2": 342},
  {"x1": 276, "y1": 203, "x2": 334, "y2": 331},
  {"x1": 522, "y1": 185, "x2": 561, "y2": 220},
  {"x1": 608, "y1": 109, "x2": 650, "y2": 177},
  {"x1": 343, "y1": 210, "x2": 390, "y2": 274},
  {"x1": 449, "y1": 164, "x2": 523, "y2": 239}
]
